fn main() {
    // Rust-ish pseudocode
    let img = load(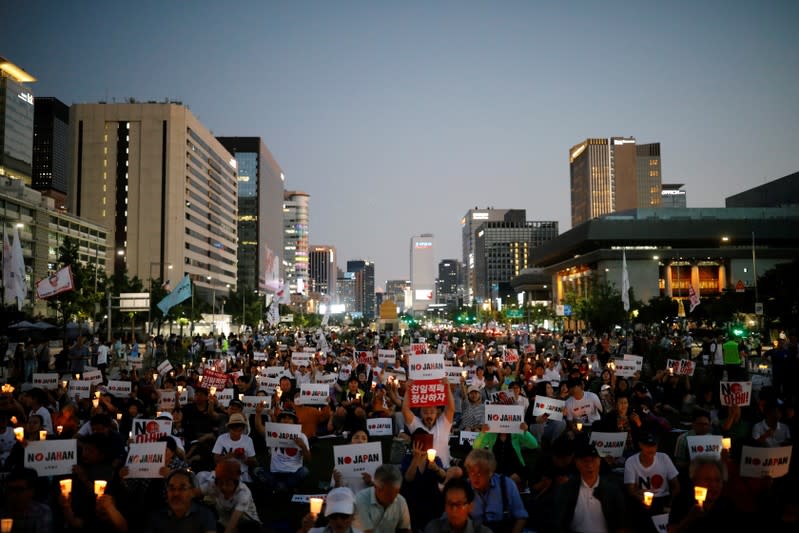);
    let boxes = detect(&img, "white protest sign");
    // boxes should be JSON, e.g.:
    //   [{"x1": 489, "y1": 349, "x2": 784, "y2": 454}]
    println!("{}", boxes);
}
[
  {"x1": 666, "y1": 359, "x2": 695, "y2": 376},
  {"x1": 257, "y1": 376, "x2": 280, "y2": 395},
  {"x1": 686, "y1": 435, "x2": 723, "y2": 460},
  {"x1": 263, "y1": 366, "x2": 288, "y2": 378},
  {"x1": 128, "y1": 358, "x2": 143, "y2": 370},
  {"x1": 125, "y1": 442, "x2": 167, "y2": 478},
  {"x1": 157, "y1": 390, "x2": 176, "y2": 411},
  {"x1": 242, "y1": 395, "x2": 269, "y2": 416},
  {"x1": 366, "y1": 418, "x2": 393, "y2": 437},
  {"x1": 24, "y1": 439, "x2": 78, "y2": 476},
  {"x1": 216, "y1": 388, "x2": 235, "y2": 407},
  {"x1": 409, "y1": 354, "x2": 446, "y2": 380},
  {"x1": 740, "y1": 445, "x2": 792, "y2": 478},
  {"x1": 68, "y1": 380, "x2": 91, "y2": 399},
  {"x1": 253, "y1": 351, "x2": 267, "y2": 361},
  {"x1": 292, "y1": 352, "x2": 312, "y2": 367},
  {"x1": 611, "y1": 358, "x2": 637, "y2": 377},
  {"x1": 107, "y1": 380, "x2": 132, "y2": 396},
  {"x1": 589, "y1": 432, "x2": 628, "y2": 458},
  {"x1": 460, "y1": 431, "x2": 480, "y2": 446},
  {"x1": 484, "y1": 404, "x2": 525, "y2": 434},
  {"x1": 264, "y1": 422, "x2": 302, "y2": 448},
  {"x1": 446, "y1": 366, "x2": 466, "y2": 384},
  {"x1": 378, "y1": 349, "x2": 396, "y2": 366},
  {"x1": 297, "y1": 383, "x2": 330, "y2": 405},
  {"x1": 333, "y1": 441, "x2": 382, "y2": 477},
  {"x1": 303, "y1": 346, "x2": 317, "y2": 353},
  {"x1": 316, "y1": 372, "x2": 337, "y2": 385},
  {"x1": 32, "y1": 373, "x2": 58, "y2": 389},
  {"x1": 720, "y1": 381, "x2": 752, "y2": 407},
  {"x1": 157, "y1": 359, "x2": 173, "y2": 375},
  {"x1": 623, "y1": 354, "x2": 643, "y2": 371},
  {"x1": 83, "y1": 369, "x2": 103, "y2": 386},
  {"x1": 651, "y1": 514, "x2": 669, "y2": 533},
  {"x1": 132, "y1": 419, "x2": 173, "y2": 443},
  {"x1": 178, "y1": 389, "x2": 188, "y2": 406},
  {"x1": 385, "y1": 369, "x2": 407, "y2": 382},
  {"x1": 532, "y1": 396, "x2": 565, "y2": 421}
]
